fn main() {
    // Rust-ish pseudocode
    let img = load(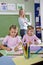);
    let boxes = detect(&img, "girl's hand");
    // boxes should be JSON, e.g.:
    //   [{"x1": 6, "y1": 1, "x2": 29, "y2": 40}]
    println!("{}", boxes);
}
[
  {"x1": 28, "y1": 41, "x2": 32, "y2": 45},
  {"x1": 34, "y1": 42, "x2": 38, "y2": 45},
  {"x1": 14, "y1": 47, "x2": 18, "y2": 51},
  {"x1": 34, "y1": 39, "x2": 38, "y2": 45},
  {"x1": 6, "y1": 47, "x2": 12, "y2": 51}
]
